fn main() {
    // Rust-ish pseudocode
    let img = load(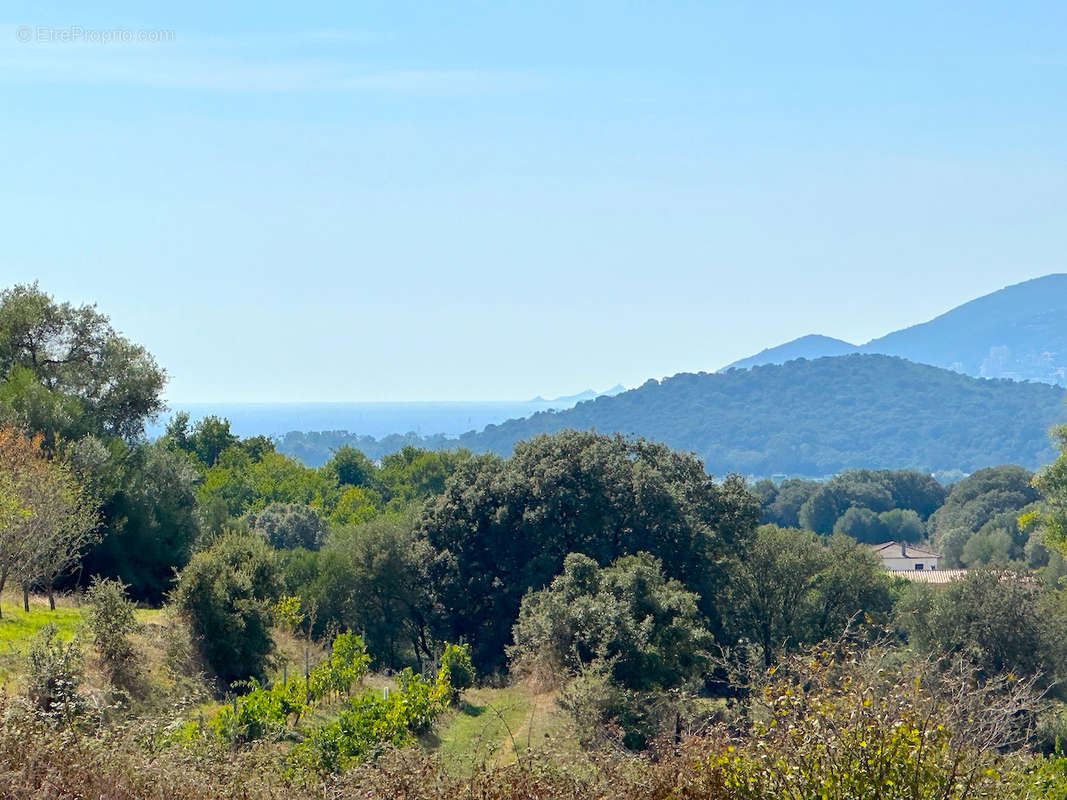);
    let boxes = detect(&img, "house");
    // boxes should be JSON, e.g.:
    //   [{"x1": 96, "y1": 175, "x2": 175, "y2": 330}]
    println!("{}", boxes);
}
[{"x1": 870, "y1": 541, "x2": 941, "y2": 572}]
